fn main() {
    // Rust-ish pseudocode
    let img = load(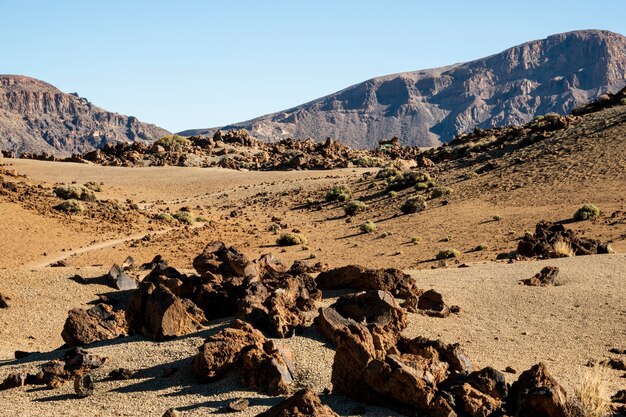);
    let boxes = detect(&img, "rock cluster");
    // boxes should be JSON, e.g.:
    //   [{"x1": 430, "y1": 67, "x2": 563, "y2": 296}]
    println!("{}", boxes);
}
[
  {"x1": 256, "y1": 389, "x2": 339, "y2": 417},
  {"x1": 517, "y1": 222, "x2": 612, "y2": 258}
]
